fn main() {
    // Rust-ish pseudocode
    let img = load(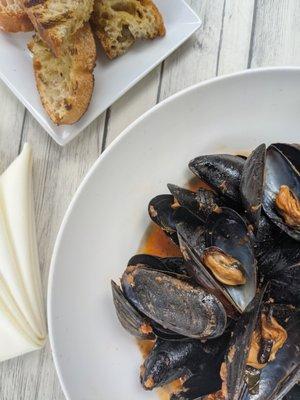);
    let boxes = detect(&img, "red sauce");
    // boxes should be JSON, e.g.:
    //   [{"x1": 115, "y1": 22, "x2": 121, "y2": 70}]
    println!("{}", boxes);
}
[
  {"x1": 137, "y1": 340, "x2": 155, "y2": 358},
  {"x1": 139, "y1": 224, "x2": 181, "y2": 258}
]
